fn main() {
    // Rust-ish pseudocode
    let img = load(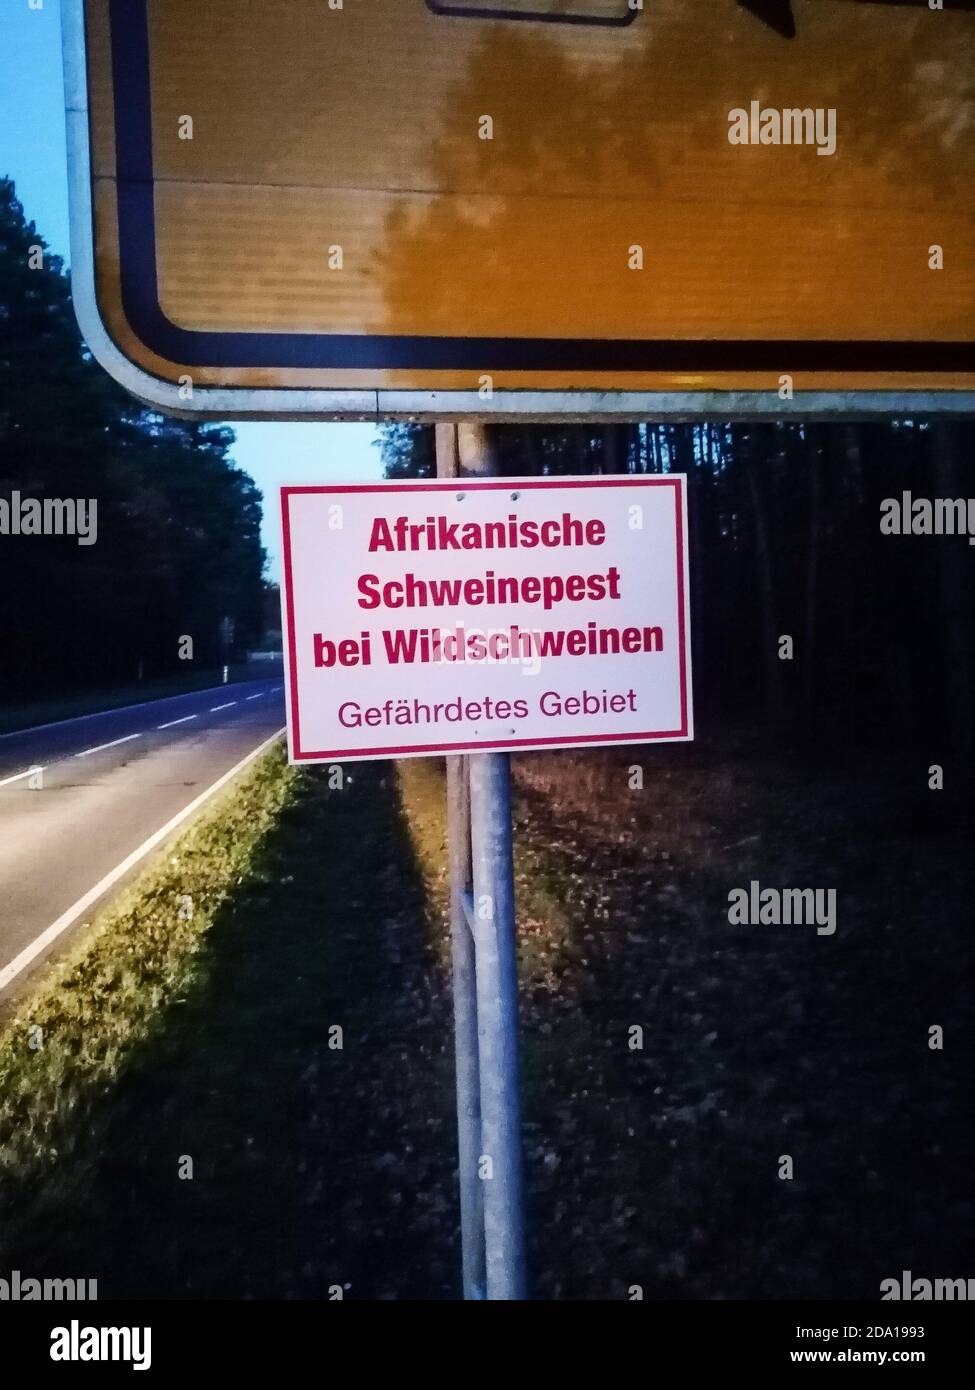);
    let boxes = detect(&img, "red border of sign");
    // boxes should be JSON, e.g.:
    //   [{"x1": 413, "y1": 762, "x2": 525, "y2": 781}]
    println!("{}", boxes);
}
[{"x1": 280, "y1": 477, "x2": 690, "y2": 761}]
